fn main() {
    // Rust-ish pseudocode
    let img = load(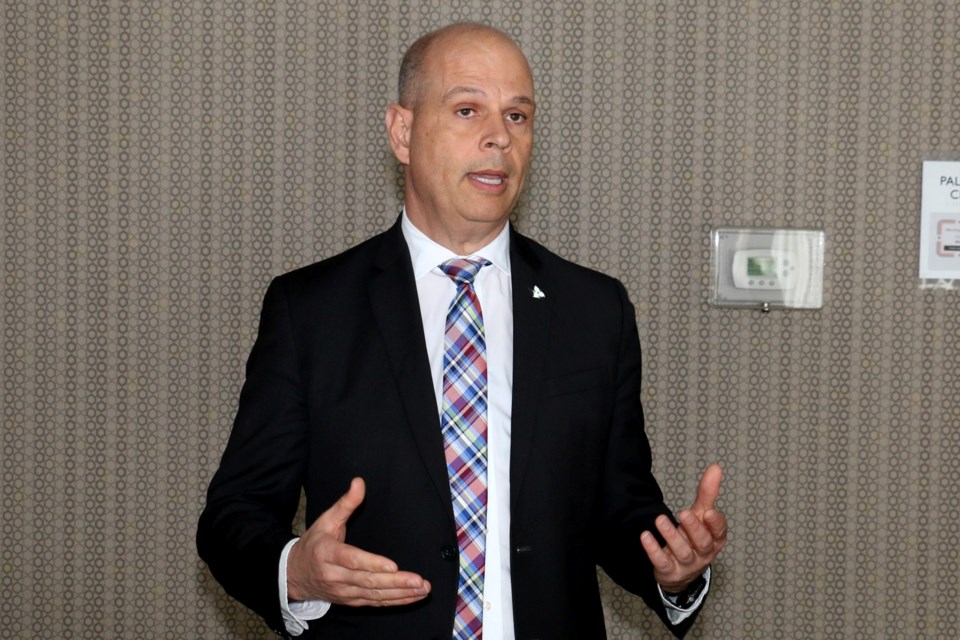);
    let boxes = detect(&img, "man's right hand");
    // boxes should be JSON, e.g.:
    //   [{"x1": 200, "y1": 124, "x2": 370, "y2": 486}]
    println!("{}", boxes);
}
[{"x1": 287, "y1": 477, "x2": 432, "y2": 606}]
